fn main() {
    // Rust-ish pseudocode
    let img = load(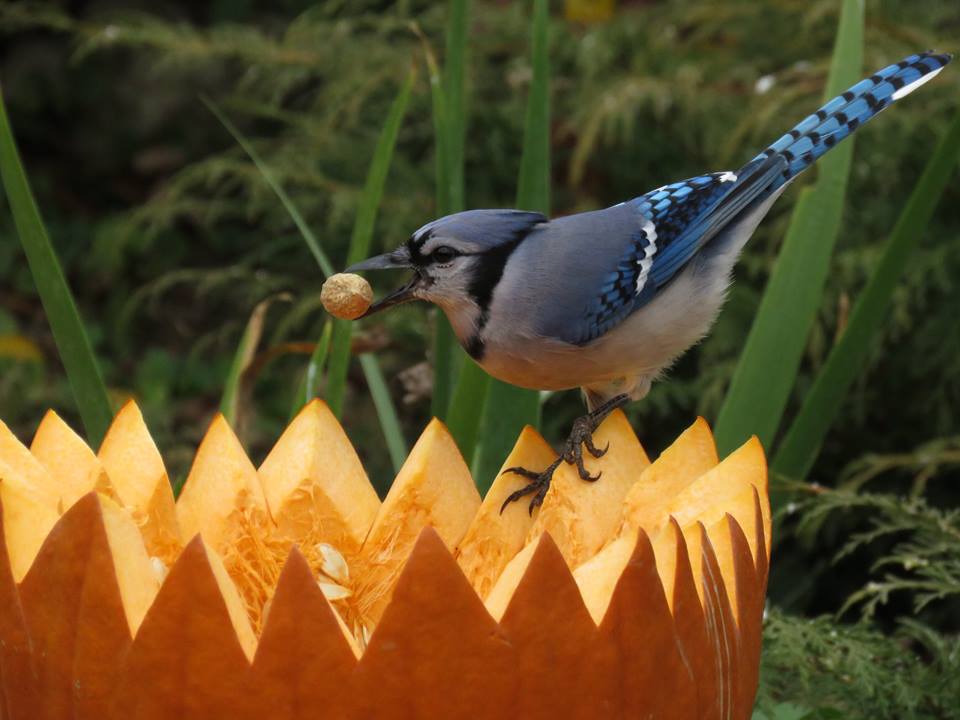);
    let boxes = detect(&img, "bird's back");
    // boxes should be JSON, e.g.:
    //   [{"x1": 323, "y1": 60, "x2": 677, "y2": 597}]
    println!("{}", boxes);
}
[{"x1": 458, "y1": 51, "x2": 953, "y2": 401}]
